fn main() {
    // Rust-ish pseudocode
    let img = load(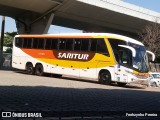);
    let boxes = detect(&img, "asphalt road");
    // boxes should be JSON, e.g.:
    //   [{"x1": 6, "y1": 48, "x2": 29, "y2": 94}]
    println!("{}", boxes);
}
[{"x1": 0, "y1": 70, "x2": 160, "y2": 119}]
